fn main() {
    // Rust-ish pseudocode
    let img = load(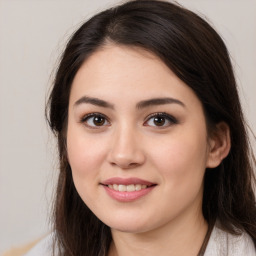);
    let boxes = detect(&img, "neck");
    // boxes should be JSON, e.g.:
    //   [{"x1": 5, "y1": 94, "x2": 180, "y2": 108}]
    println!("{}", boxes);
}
[{"x1": 108, "y1": 209, "x2": 208, "y2": 256}]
